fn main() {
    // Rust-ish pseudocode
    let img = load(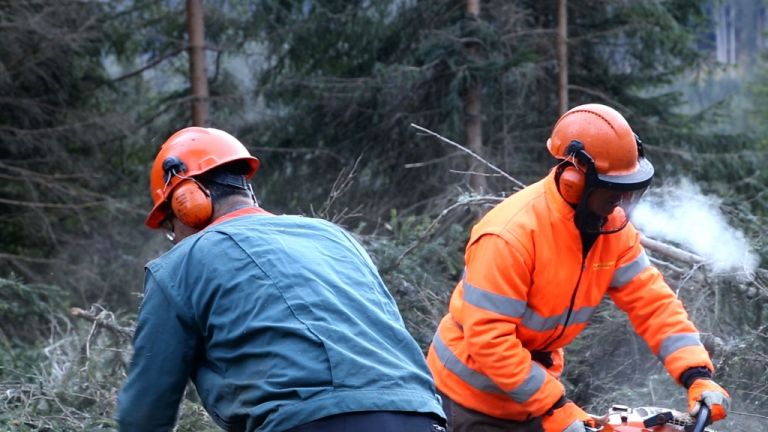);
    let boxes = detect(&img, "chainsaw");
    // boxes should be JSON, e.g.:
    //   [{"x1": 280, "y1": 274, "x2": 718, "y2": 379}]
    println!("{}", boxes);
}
[{"x1": 586, "y1": 404, "x2": 714, "y2": 432}]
